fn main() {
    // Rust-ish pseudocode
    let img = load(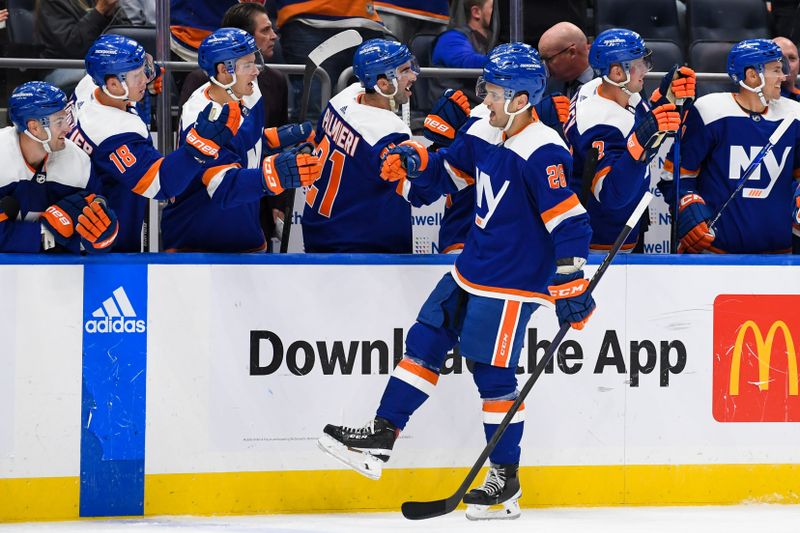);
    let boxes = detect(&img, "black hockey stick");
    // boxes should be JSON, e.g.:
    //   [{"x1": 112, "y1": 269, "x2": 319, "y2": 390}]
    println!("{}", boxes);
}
[
  {"x1": 401, "y1": 191, "x2": 654, "y2": 521},
  {"x1": 279, "y1": 29, "x2": 363, "y2": 253},
  {"x1": 706, "y1": 115, "x2": 793, "y2": 231}
]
